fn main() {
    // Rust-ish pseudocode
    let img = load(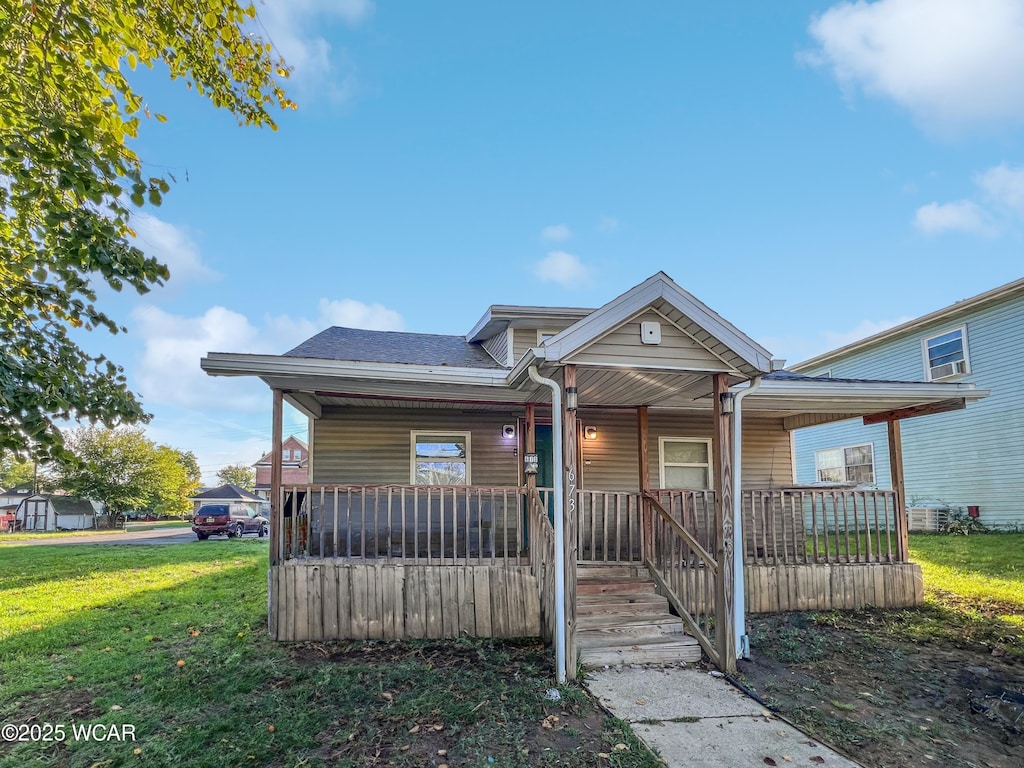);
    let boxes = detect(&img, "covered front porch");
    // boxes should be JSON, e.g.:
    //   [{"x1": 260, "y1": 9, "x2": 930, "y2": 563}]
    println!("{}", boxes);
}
[{"x1": 202, "y1": 272, "x2": 985, "y2": 681}]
